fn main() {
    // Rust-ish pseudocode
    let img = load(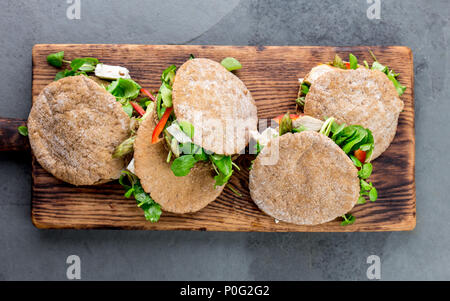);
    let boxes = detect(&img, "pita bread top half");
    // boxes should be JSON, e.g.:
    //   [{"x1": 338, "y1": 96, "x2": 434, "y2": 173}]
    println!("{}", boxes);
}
[
  {"x1": 304, "y1": 66, "x2": 404, "y2": 160},
  {"x1": 172, "y1": 58, "x2": 258, "y2": 156},
  {"x1": 28, "y1": 75, "x2": 131, "y2": 186}
]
